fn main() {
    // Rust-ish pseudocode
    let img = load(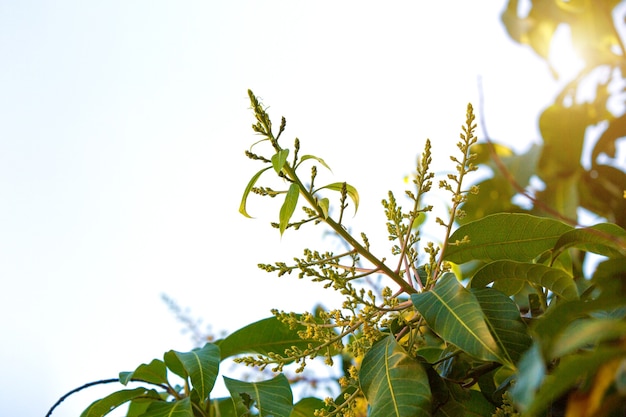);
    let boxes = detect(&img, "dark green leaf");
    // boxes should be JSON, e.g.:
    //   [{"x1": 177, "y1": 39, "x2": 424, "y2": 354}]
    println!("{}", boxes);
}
[
  {"x1": 444, "y1": 214, "x2": 573, "y2": 264},
  {"x1": 167, "y1": 343, "x2": 220, "y2": 402},
  {"x1": 272, "y1": 149, "x2": 290, "y2": 174},
  {"x1": 552, "y1": 223, "x2": 626, "y2": 259},
  {"x1": 279, "y1": 183, "x2": 300, "y2": 235},
  {"x1": 411, "y1": 274, "x2": 504, "y2": 363},
  {"x1": 224, "y1": 374, "x2": 294, "y2": 417},
  {"x1": 290, "y1": 397, "x2": 326, "y2": 417},
  {"x1": 239, "y1": 167, "x2": 272, "y2": 218},
  {"x1": 209, "y1": 398, "x2": 239, "y2": 417},
  {"x1": 359, "y1": 335, "x2": 431, "y2": 417},
  {"x1": 216, "y1": 316, "x2": 322, "y2": 361},
  {"x1": 119, "y1": 359, "x2": 168, "y2": 386},
  {"x1": 141, "y1": 397, "x2": 193, "y2": 417},
  {"x1": 472, "y1": 288, "x2": 532, "y2": 365},
  {"x1": 80, "y1": 388, "x2": 161, "y2": 417},
  {"x1": 470, "y1": 260, "x2": 578, "y2": 301}
]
